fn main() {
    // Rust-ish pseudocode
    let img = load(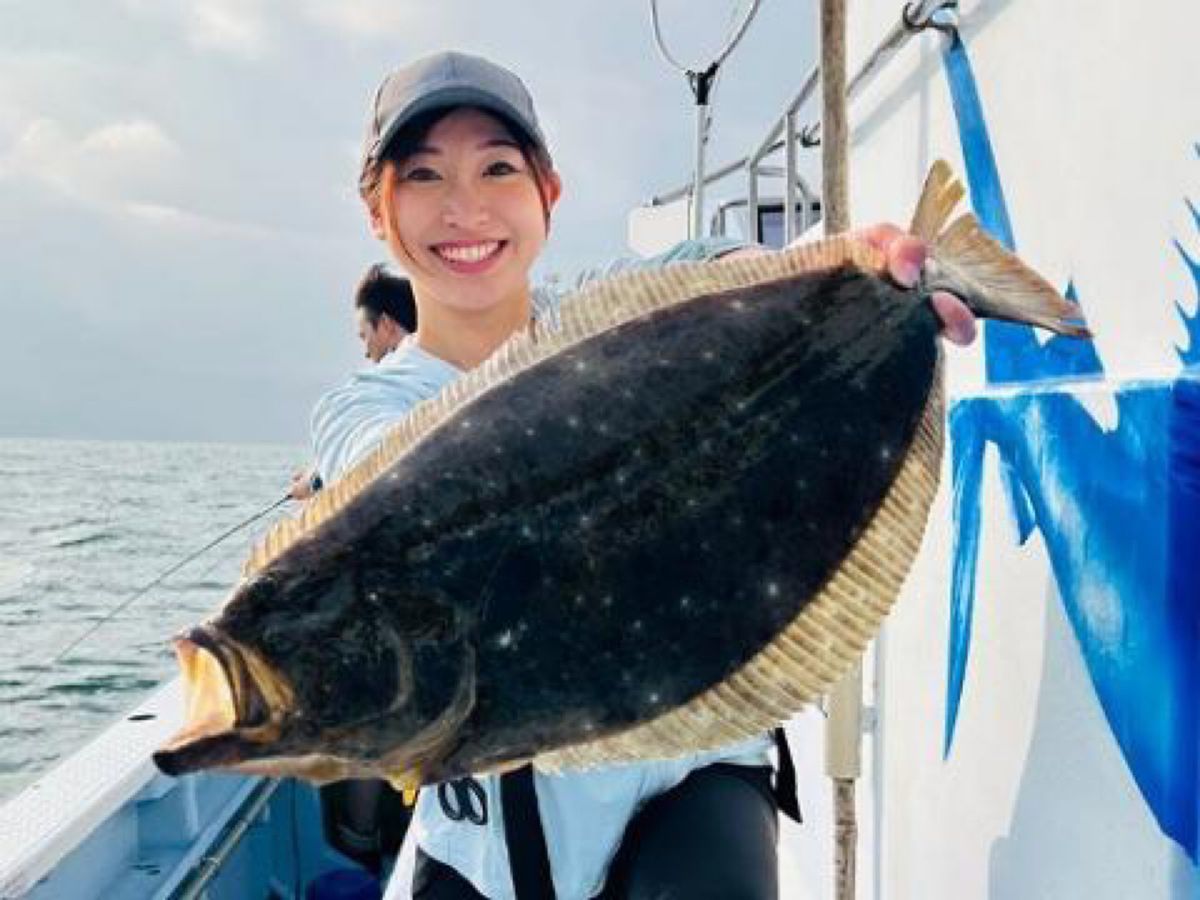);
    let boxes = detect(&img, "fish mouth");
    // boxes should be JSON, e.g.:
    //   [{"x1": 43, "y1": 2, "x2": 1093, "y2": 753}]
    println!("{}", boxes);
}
[{"x1": 153, "y1": 627, "x2": 282, "y2": 777}]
